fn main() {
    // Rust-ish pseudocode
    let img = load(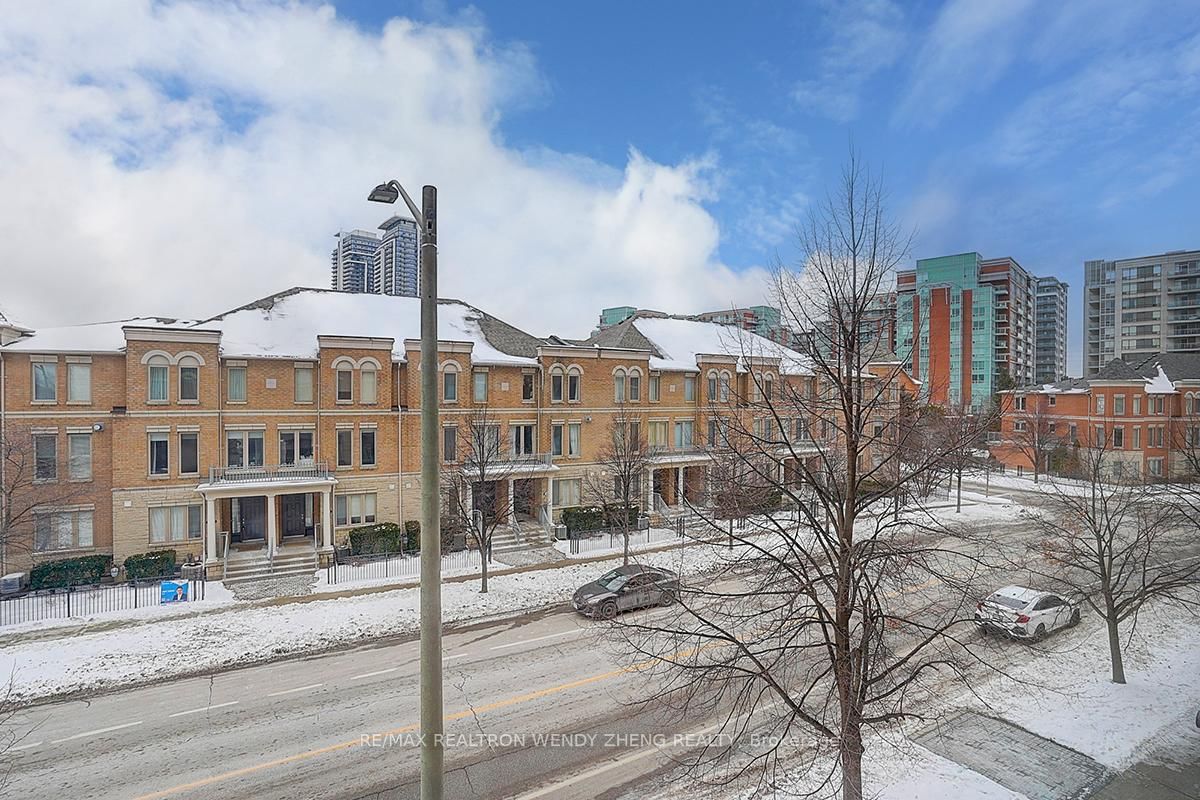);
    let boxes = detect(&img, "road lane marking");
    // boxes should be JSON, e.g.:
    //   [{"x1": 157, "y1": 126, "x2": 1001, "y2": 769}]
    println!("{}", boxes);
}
[
  {"x1": 444, "y1": 652, "x2": 470, "y2": 660},
  {"x1": 169, "y1": 701, "x2": 240, "y2": 718},
  {"x1": 51, "y1": 720, "x2": 143, "y2": 744},
  {"x1": 266, "y1": 683, "x2": 323, "y2": 697},
  {"x1": 11, "y1": 740, "x2": 43, "y2": 752},
  {"x1": 489, "y1": 628, "x2": 585, "y2": 650},
  {"x1": 349, "y1": 667, "x2": 399, "y2": 680}
]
